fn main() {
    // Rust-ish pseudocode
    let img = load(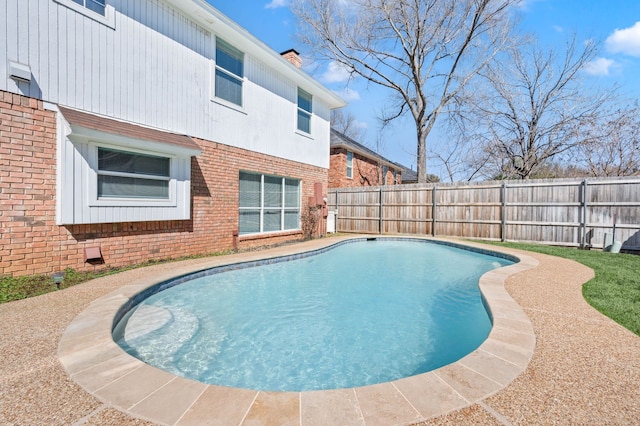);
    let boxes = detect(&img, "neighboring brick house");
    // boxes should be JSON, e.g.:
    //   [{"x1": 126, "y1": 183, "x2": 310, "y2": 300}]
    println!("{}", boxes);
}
[
  {"x1": 396, "y1": 166, "x2": 418, "y2": 184},
  {"x1": 329, "y1": 129, "x2": 403, "y2": 188},
  {"x1": 0, "y1": 0, "x2": 345, "y2": 277}
]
